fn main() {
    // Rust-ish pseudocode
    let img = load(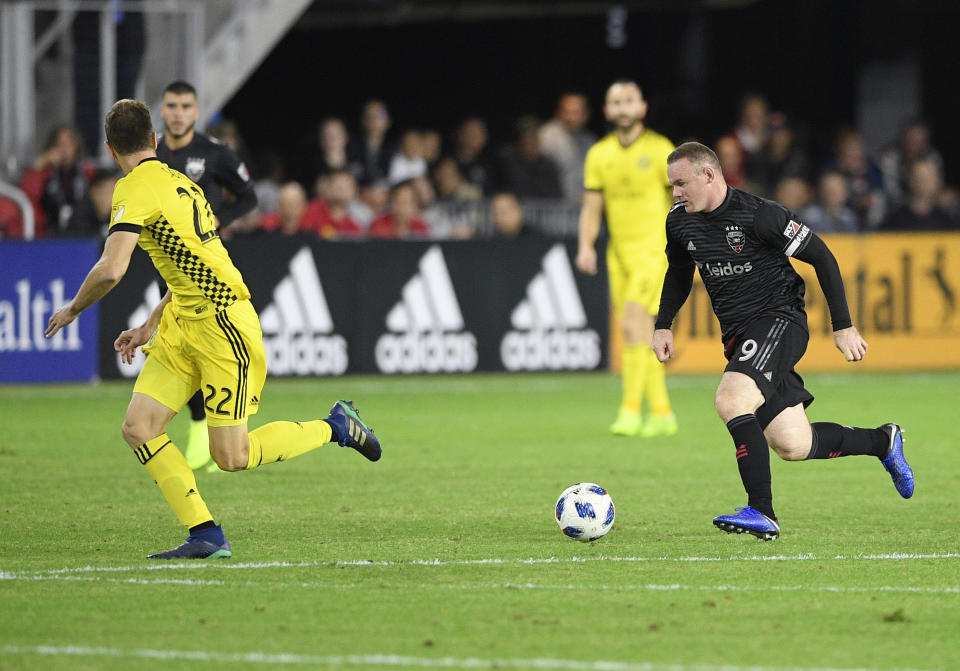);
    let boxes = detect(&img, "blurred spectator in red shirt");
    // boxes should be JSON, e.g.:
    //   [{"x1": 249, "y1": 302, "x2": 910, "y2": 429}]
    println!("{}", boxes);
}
[
  {"x1": 369, "y1": 180, "x2": 430, "y2": 239},
  {"x1": 0, "y1": 196, "x2": 24, "y2": 239},
  {"x1": 19, "y1": 123, "x2": 97, "y2": 237},
  {"x1": 303, "y1": 170, "x2": 363, "y2": 239},
  {"x1": 260, "y1": 182, "x2": 313, "y2": 235}
]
